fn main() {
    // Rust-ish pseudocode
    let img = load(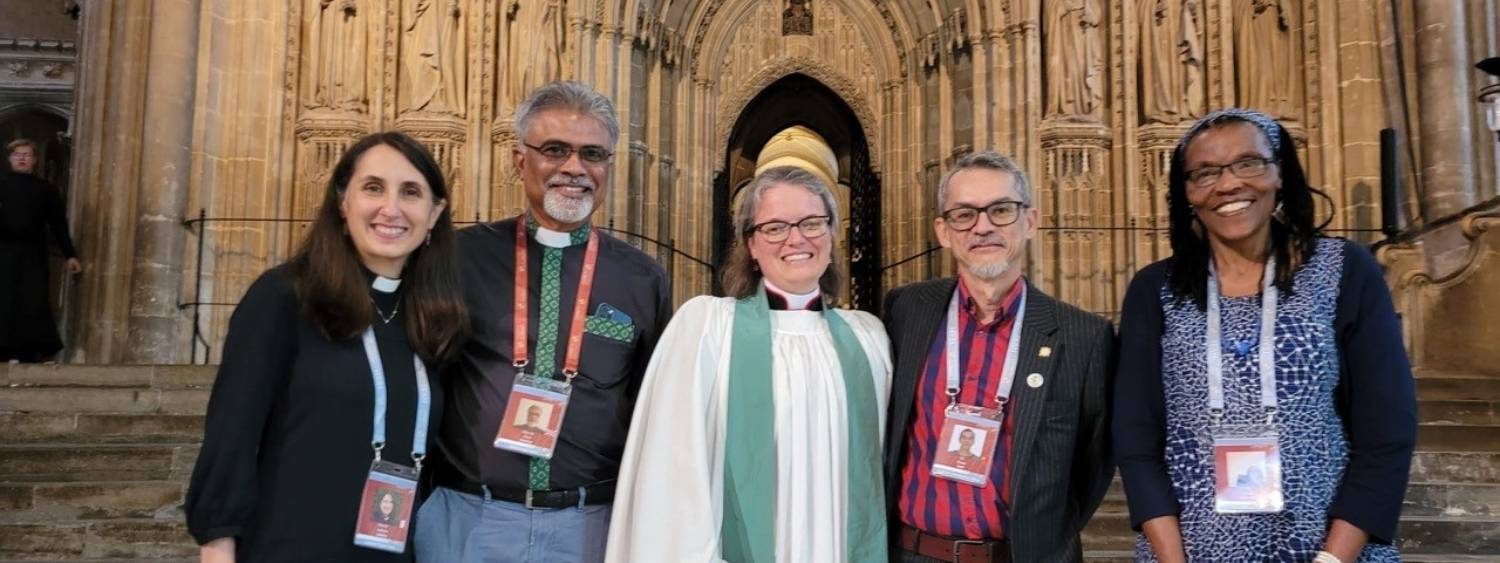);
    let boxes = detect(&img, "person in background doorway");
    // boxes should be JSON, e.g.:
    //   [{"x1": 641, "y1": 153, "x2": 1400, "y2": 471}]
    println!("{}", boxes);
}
[{"x1": 0, "y1": 138, "x2": 81, "y2": 363}]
